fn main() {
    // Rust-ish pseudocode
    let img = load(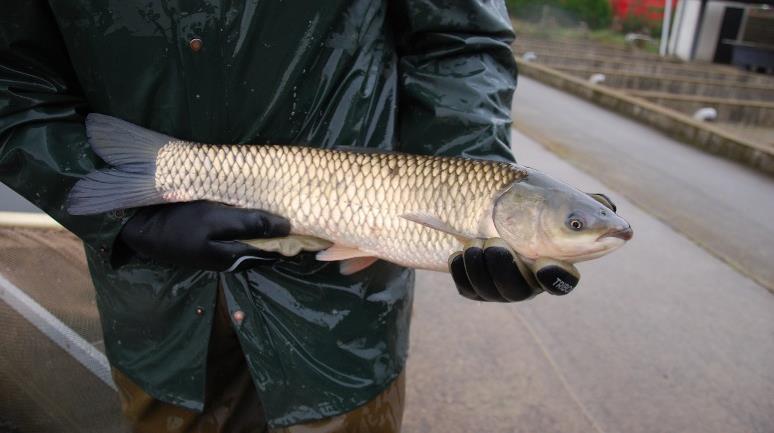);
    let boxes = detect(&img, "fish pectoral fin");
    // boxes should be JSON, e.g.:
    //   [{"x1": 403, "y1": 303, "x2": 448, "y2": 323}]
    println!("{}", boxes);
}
[
  {"x1": 316, "y1": 244, "x2": 373, "y2": 261},
  {"x1": 400, "y1": 212, "x2": 472, "y2": 244},
  {"x1": 340, "y1": 257, "x2": 379, "y2": 275}
]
